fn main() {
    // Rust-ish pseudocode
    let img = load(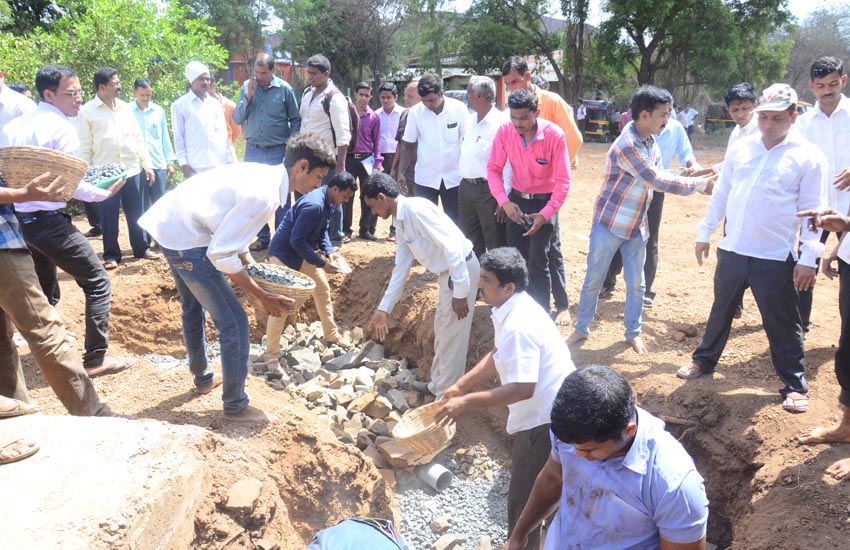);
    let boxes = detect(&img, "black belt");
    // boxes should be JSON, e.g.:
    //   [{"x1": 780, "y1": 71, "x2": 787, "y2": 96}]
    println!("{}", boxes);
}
[
  {"x1": 15, "y1": 210, "x2": 64, "y2": 224},
  {"x1": 248, "y1": 142, "x2": 285, "y2": 150},
  {"x1": 462, "y1": 177, "x2": 487, "y2": 185},
  {"x1": 510, "y1": 190, "x2": 552, "y2": 201},
  {"x1": 349, "y1": 153, "x2": 372, "y2": 160},
  {"x1": 465, "y1": 251, "x2": 474, "y2": 262}
]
